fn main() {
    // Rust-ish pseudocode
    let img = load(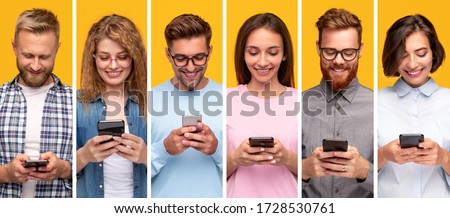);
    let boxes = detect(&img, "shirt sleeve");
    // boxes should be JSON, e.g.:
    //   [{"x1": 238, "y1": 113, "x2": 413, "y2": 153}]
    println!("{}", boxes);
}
[{"x1": 151, "y1": 139, "x2": 171, "y2": 178}]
